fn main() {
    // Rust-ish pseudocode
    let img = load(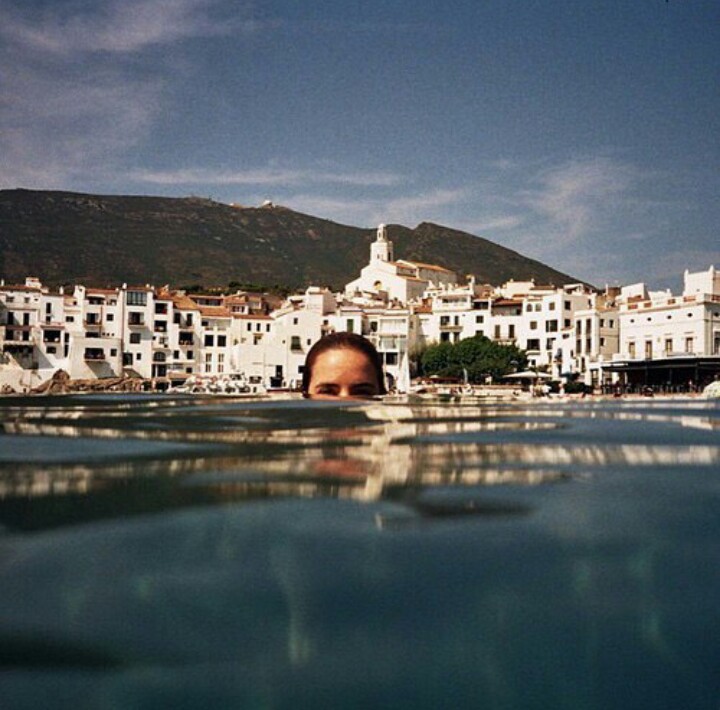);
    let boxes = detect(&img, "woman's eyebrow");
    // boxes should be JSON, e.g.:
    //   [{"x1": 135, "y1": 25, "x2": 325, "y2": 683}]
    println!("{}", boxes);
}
[{"x1": 314, "y1": 382, "x2": 340, "y2": 390}]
